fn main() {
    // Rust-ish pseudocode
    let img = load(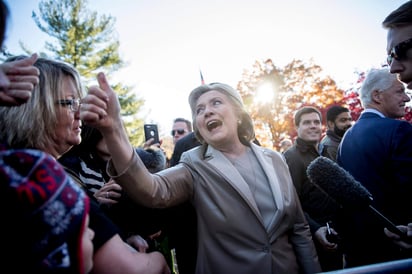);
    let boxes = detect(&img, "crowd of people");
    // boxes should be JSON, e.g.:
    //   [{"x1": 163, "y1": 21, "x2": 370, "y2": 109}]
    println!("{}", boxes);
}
[
  {"x1": 283, "y1": 106, "x2": 344, "y2": 271},
  {"x1": 1, "y1": 0, "x2": 411, "y2": 273}
]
